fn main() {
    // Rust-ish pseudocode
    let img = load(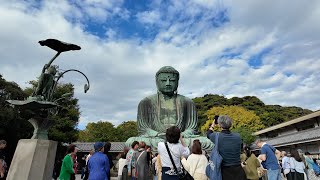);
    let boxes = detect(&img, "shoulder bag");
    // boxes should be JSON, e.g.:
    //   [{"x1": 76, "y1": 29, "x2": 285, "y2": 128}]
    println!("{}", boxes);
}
[
  {"x1": 164, "y1": 142, "x2": 194, "y2": 180},
  {"x1": 205, "y1": 132, "x2": 222, "y2": 180}
]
